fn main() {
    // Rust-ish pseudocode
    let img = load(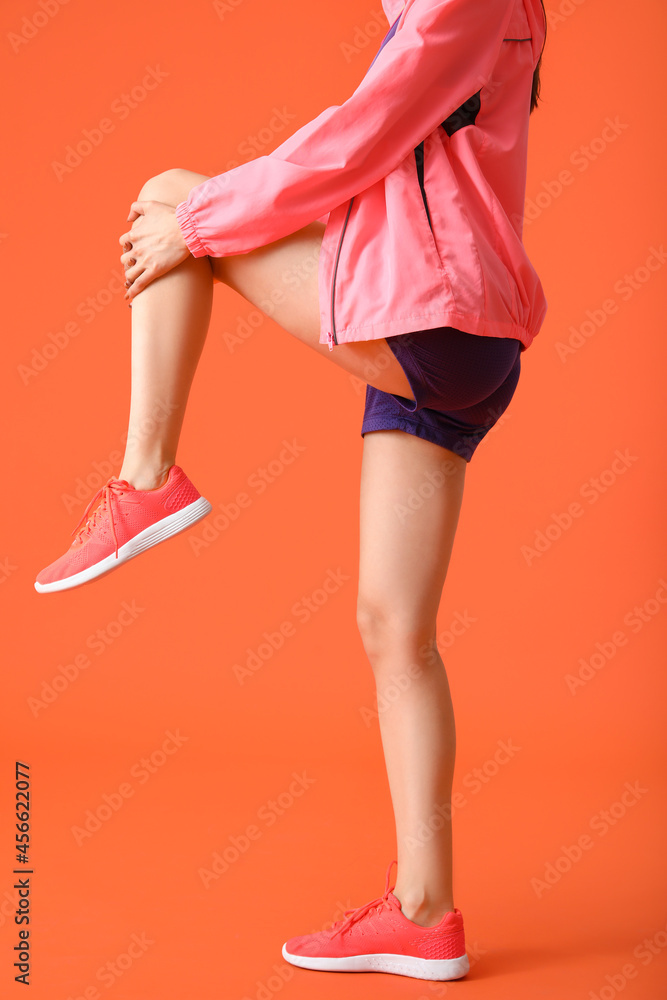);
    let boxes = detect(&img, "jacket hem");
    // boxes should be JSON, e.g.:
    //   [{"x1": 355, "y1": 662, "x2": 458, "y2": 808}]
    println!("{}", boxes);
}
[
  {"x1": 322, "y1": 310, "x2": 535, "y2": 351},
  {"x1": 175, "y1": 201, "x2": 209, "y2": 259}
]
